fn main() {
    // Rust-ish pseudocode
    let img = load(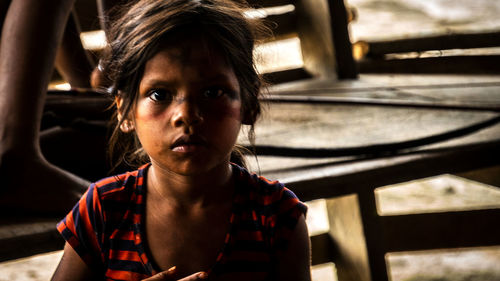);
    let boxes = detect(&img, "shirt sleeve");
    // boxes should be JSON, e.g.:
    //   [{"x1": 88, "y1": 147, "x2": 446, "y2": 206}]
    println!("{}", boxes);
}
[
  {"x1": 57, "y1": 183, "x2": 105, "y2": 268},
  {"x1": 272, "y1": 186, "x2": 308, "y2": 251}
]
